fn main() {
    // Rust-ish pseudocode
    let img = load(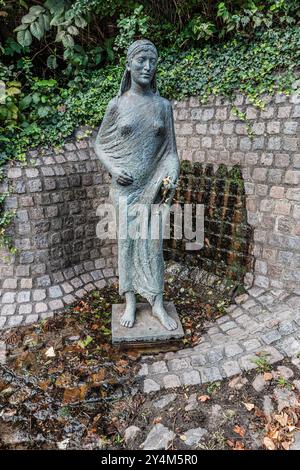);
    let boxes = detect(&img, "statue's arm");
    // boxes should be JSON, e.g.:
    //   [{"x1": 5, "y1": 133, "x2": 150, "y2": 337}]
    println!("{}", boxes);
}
[
  {"x1": 94, "y1": 97, "x2": 133, "y2": 186},
  {"x1": 94, "y1": 97, "x2": 118, "y2": 175}
]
